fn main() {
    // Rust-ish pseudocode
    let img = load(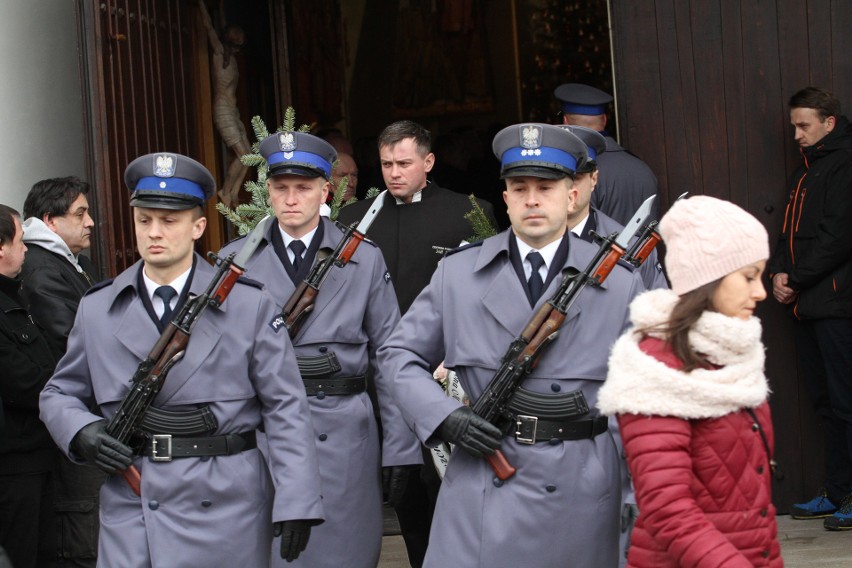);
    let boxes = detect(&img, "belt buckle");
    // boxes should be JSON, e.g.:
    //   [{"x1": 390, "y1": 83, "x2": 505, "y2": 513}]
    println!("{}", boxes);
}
[
  {"x1": 515, "y1": 415, "x2": 538, "y2": 445},
  {"x1": 151, "y1": 434, "x2": 173, "y2": 461}
]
